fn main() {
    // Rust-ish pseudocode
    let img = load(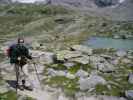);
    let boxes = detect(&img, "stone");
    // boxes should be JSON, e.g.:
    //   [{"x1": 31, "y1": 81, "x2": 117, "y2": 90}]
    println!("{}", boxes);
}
[
  {"x1": 0, "y1": 85, "x2": 9, "y2": 93},
  {"x1": 31, "y1": 42, "x2": 40, "y2": 49},
  {"x1": 100, "y1": 54, "x2": 113, "y2": 60},
  {"x1": 58, "y1": 93, "x2": 69, "y2": 100},
  {"x1": 70, "y1": 55, "x2": 90, "y2": 64},
  {"x1": 125, "y1": 90, "x2": 133, "y2": 100},
  {"x1": 39, "y1": 52, "x2": 55, "y2": 64},
  {"x1": 66, "y1": 73, "x2": 75, "y2": 79},
  {"x1": 30, "y1": 50, "x2": 55, "y2": 64},
  {"x1": 128, "y1": 73, "x2": 133, "y2": 84},
  {"x1": 47, "y1": 68, "x2": 57, "y2": 77},
  {"x1": 78, "y1": 75, "x2": 106, "y2": 91},
  {"x1": 90, "y1": 56, "x2": 115, "y2": 73},
  {"x1": 47, "y1": 68, "x2": 66, "y2": 77},
  {"x1": 56, "y1": 71, "x2": 66, "y2": 76},
  {"x1": 56, "y1": 50, "x2": 82, "y2": 61},
  {"x1": 121, "y1": 58, "x2": 131, "y2": 64},
  {"x1": 116, "y1": 50, "x2": 127, "y2": 57},
  {"x1": 75, "y1": 69, "x2": 88, "y2": 78},
  {"x1": 63, "y1": 62, "x2": 75, "y2": 69},
  {"x1": 97, "y1": 61, "x2": 115, "y2": 73},
  {"x1": 77, "y1": 96, "x2": 127, "y2": 100},
  {"x1": 71, "y1": 45, "x2": 93, "y2": 55},
  {"x1": 90, "y1": 56, "x2": 105, "y2": 63}
]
